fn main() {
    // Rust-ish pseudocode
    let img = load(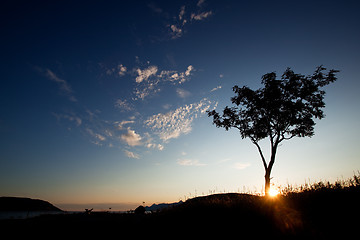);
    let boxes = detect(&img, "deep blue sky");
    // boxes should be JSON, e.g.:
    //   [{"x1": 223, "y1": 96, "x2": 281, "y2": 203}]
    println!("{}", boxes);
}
[{"x1": 1, "y1": 0, "x2": 360, "y2": 209}]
